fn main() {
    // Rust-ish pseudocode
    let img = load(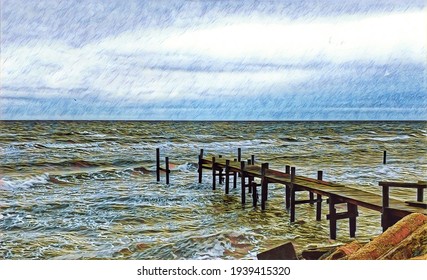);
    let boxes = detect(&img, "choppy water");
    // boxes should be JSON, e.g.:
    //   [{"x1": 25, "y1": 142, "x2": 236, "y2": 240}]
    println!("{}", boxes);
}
[{"x1": 0, "y1": 121, "x2": 426, "y2": 259}]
